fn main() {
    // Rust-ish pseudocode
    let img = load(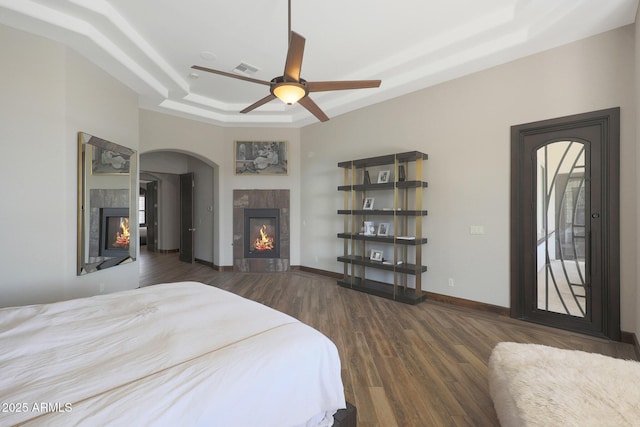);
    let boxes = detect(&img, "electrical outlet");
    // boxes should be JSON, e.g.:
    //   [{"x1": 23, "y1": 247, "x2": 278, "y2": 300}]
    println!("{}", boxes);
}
[
  {"x1": 99, "y1": 283, "x2": 105, "y2": 293},
  {"x1": 448, "y1": 278, "x2": 454, "y2": 287}
]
